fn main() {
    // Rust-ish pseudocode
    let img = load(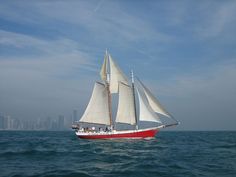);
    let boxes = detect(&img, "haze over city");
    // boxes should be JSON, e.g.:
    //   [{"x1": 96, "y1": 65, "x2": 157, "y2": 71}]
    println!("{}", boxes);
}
[{"x1": 0, "y1": 0, "x2": 236, "y2": 131}]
